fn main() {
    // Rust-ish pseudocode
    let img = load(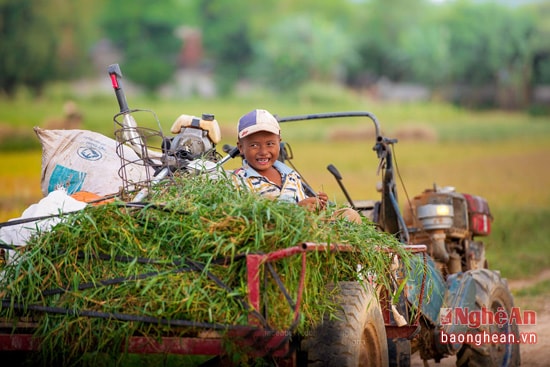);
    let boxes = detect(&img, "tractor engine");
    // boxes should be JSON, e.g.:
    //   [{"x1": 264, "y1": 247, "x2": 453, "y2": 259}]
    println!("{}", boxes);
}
[
  {"x1": 162, "y1": 113, "x2": 222, "y2": 170},
  {"x1": 403, "y1": 185, "x2": 492, "y2": 275}
]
